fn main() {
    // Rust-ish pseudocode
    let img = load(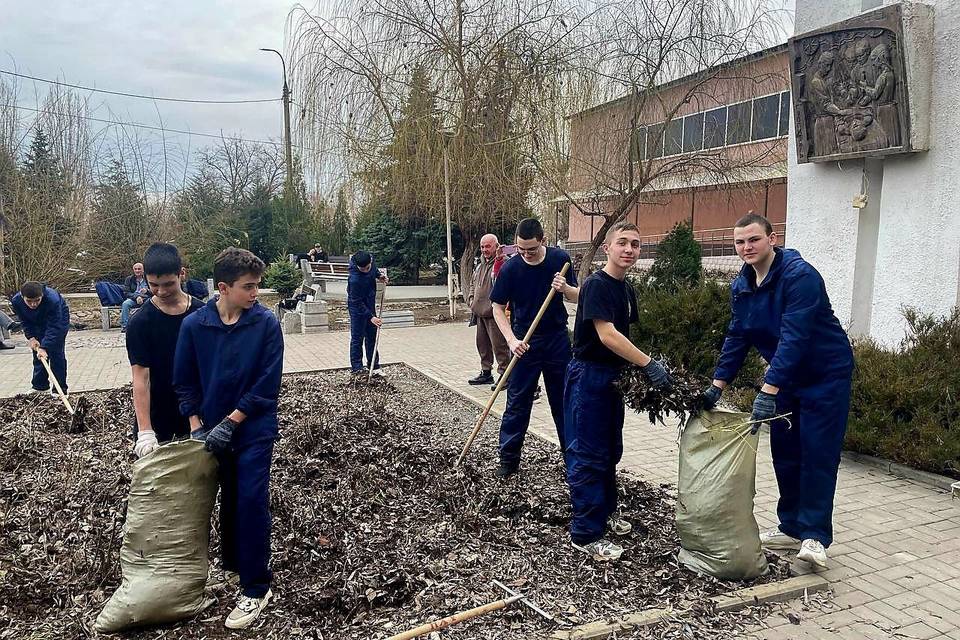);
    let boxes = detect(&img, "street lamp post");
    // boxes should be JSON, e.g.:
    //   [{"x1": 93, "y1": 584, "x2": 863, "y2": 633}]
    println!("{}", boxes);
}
[{"x1": 260, "y1": 48, "x2": 294, "y2": 204}]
